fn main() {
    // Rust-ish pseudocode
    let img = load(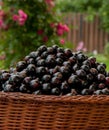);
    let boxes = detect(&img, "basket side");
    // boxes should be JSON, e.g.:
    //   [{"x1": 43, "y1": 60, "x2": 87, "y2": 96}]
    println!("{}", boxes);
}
[{"x1": 0, "y1": 92, "x2": 109, "y2": 130}]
